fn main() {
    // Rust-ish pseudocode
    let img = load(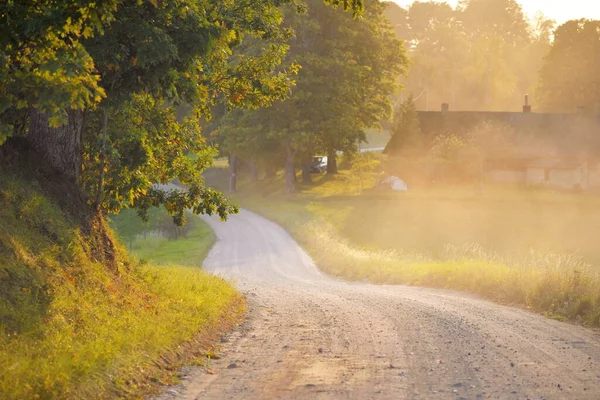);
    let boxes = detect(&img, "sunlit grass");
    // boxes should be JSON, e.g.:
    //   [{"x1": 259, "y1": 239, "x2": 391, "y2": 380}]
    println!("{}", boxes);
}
[
  {"x1": 0, "y1": 173, "x2": 244, "y2": 399},
  {"x1": 211, "y1": 164, "x2": 600, "y2": 326},
  {"x1": 111, "y1": 208, "x2": 216, "y2": 267}
]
